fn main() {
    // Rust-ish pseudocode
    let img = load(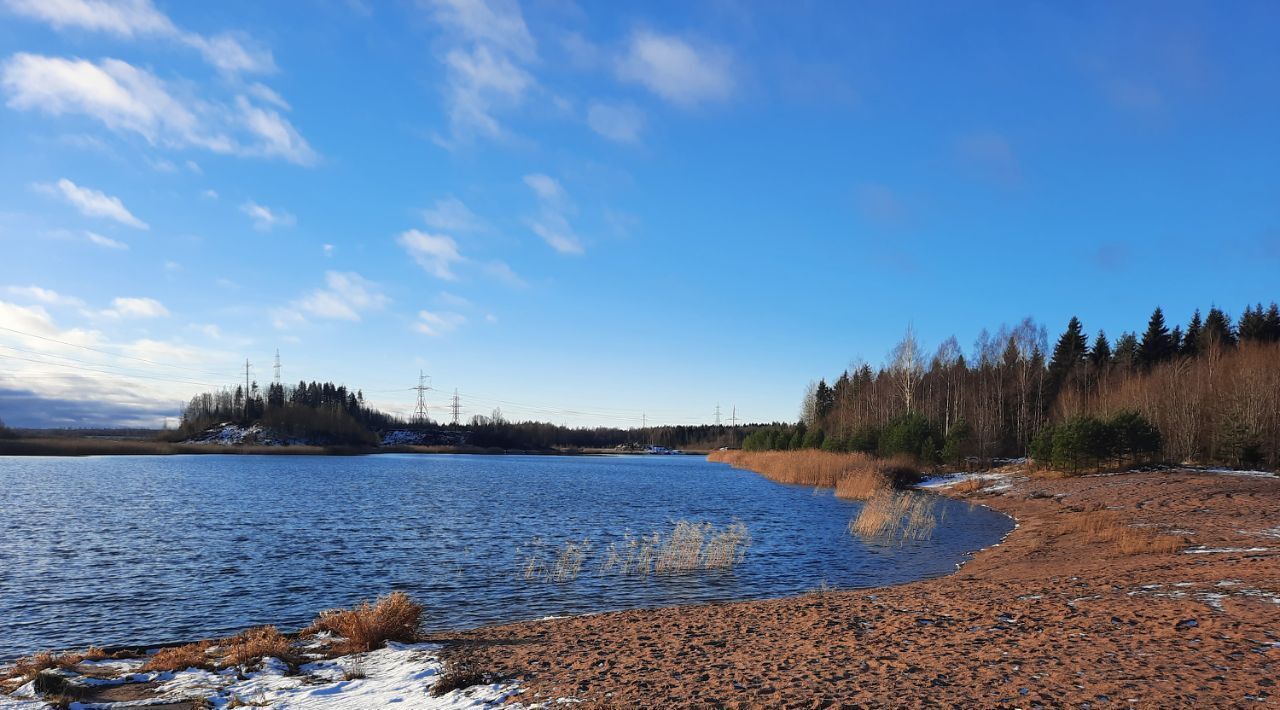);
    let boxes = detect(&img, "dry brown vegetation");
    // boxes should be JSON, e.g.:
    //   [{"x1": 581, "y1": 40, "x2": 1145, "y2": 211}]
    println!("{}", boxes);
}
[
  {"x1": 0, "y1": 437, "x2": 336, "y2": 457},
  {"x1": 708, "y1": 449, "x2": 919, "y2": 500},
  {"x1": 4, "y1": 646, "x2": 113, "y2": 684},
  {"x1": 141, "y1": 641, "x2": 215, "y2": 672},
  {"x1": 951, "y1": 478, "x2": 987, "y2": 495},
  {"x1": 223, "y1": 626, "x2": 292, "y2": 668},
  {"x1": 849, "y1": 491, "x2": 940, "y2": 542},
  {"x1": 305, "y1": 591, "x2": 423, "y2": 654},
  {"x1": 1057, "y1": 510, "x2": 1183, "y2": 555}
]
